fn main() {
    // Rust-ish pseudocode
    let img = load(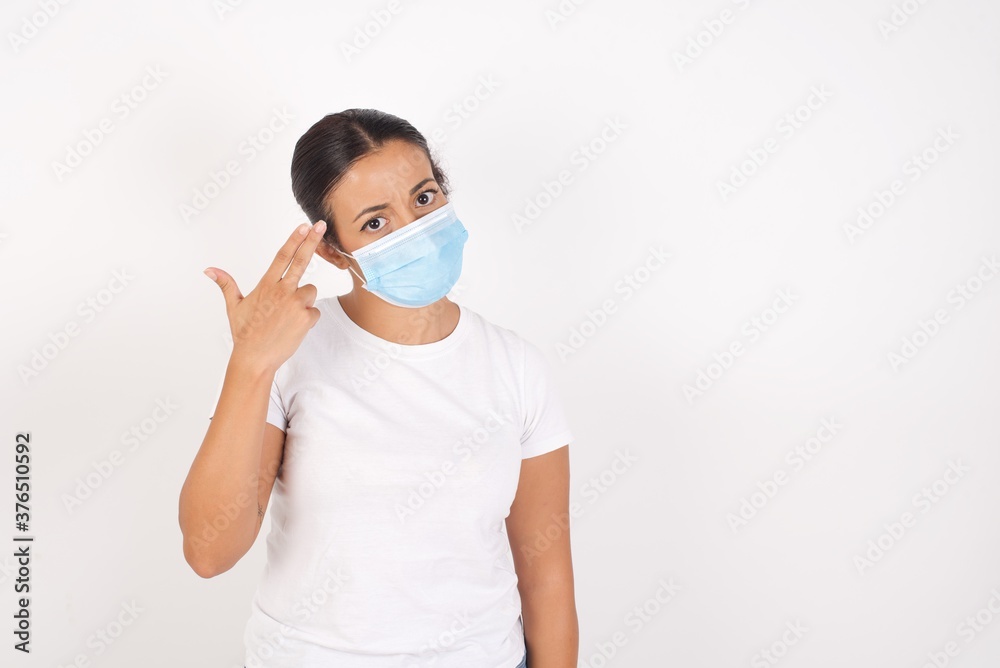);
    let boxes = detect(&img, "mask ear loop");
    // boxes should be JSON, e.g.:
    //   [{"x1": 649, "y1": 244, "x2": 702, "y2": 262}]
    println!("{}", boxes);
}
[{"x1": 335, "y1": 247, "x2": 367, "y2": 286}]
